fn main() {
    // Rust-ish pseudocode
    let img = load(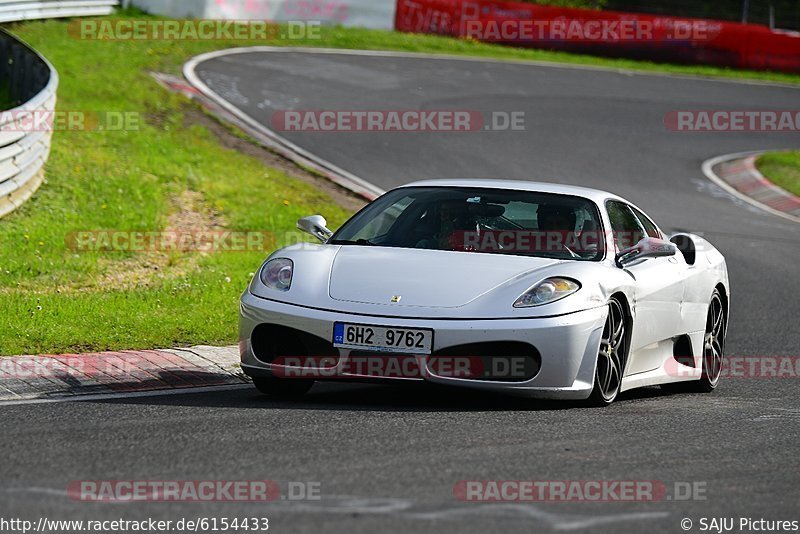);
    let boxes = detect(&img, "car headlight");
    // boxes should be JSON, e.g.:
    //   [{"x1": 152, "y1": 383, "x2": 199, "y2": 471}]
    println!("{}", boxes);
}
[
  {"x1": 260, "y1": 258, "x2": 293, "y2": 291},
  {"x1": 513, "y1": 277, "x2": 580, "y2": 307}
]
